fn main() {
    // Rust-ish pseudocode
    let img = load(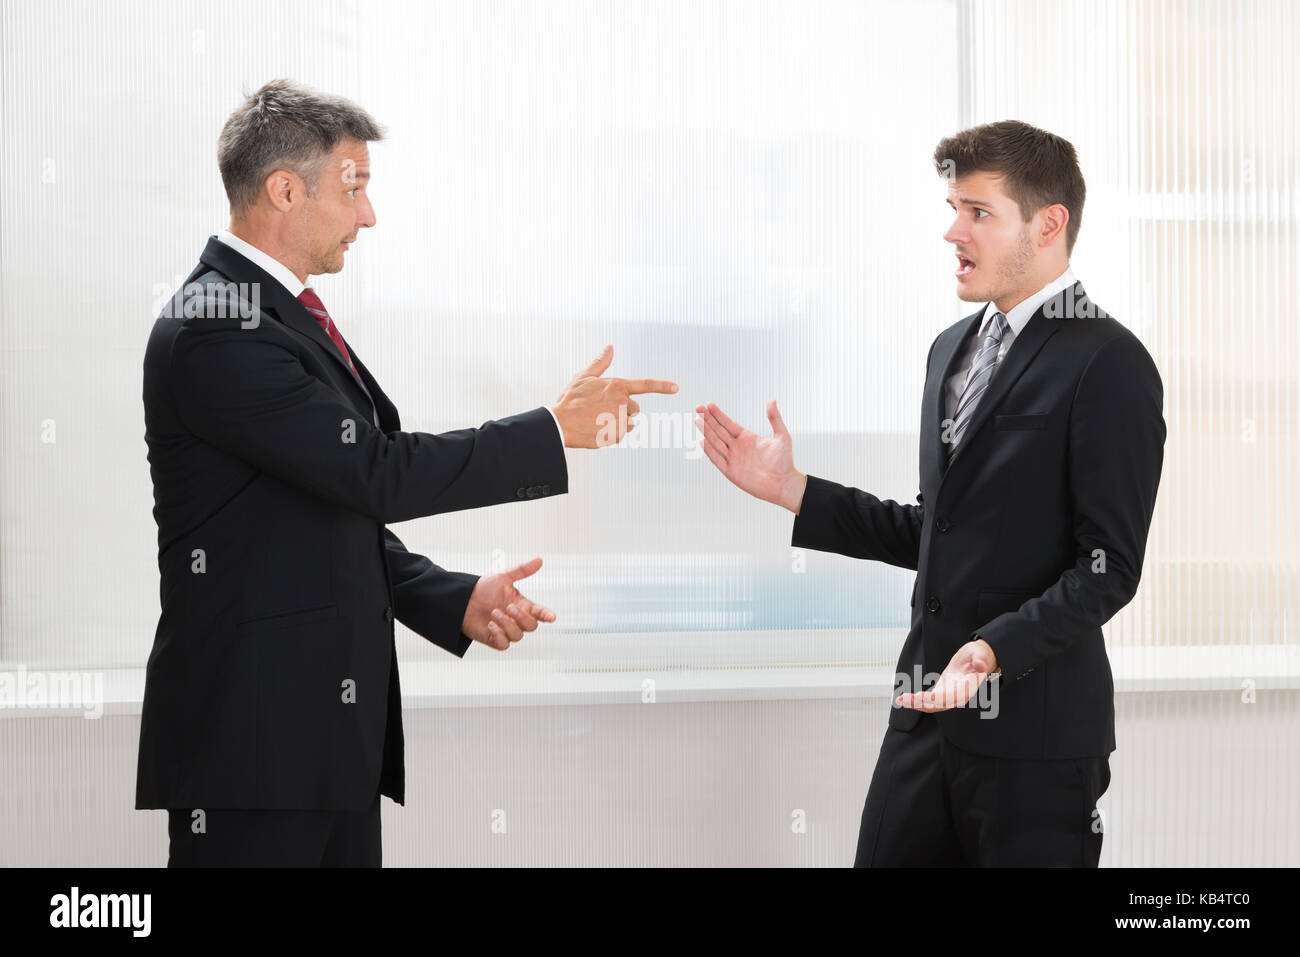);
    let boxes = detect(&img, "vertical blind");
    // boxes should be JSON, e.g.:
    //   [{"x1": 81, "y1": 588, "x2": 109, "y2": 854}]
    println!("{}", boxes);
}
[{"x1": 959, "y1": 0, "x2": 1297, "y2": 666}]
